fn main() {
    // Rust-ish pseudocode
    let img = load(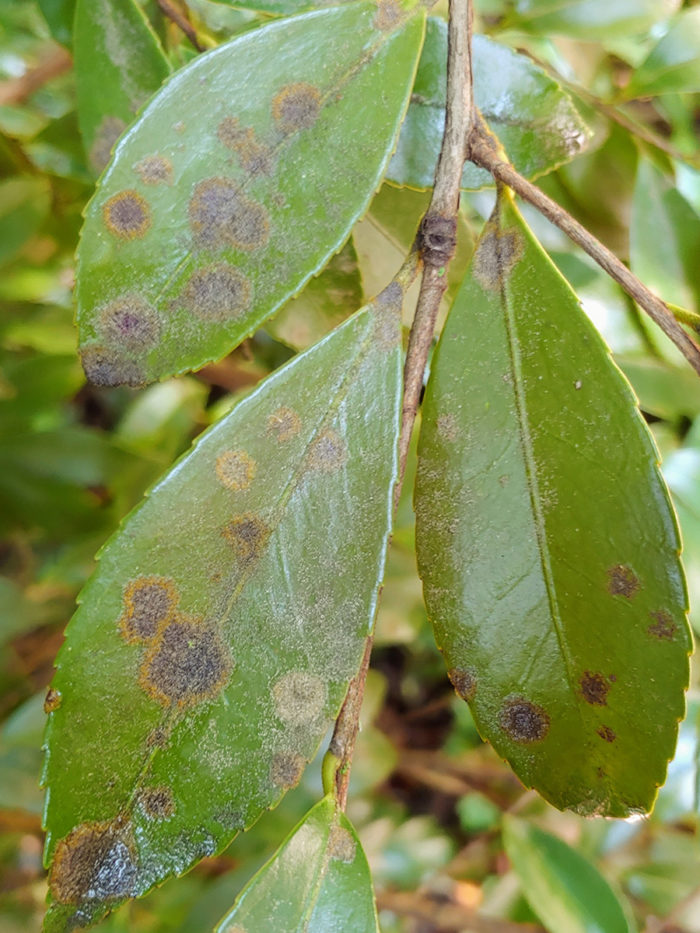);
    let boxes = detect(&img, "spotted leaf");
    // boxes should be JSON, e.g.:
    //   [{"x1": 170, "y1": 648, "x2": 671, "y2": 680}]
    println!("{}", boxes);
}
[
  {"x1": 75, "y1": 1, "x2": 425, "y2": 386},
  {"x1": 42, "y1": 284, "x2": 404, "y2": 930},
  {"x1": 215, "y1": 795, "x2": 378, "y2": 933},
  {"x1": 414, "y1": 190, "x2": 691, "y2": 816}
]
